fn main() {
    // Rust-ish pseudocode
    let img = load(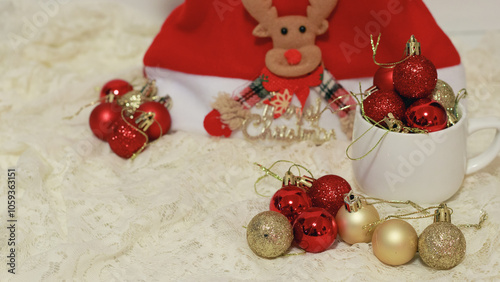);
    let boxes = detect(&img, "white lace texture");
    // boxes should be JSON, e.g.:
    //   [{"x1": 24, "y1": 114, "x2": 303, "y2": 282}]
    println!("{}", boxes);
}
[{"x1": 0, "y1": 1, "x2": 499, "y2": 281}]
